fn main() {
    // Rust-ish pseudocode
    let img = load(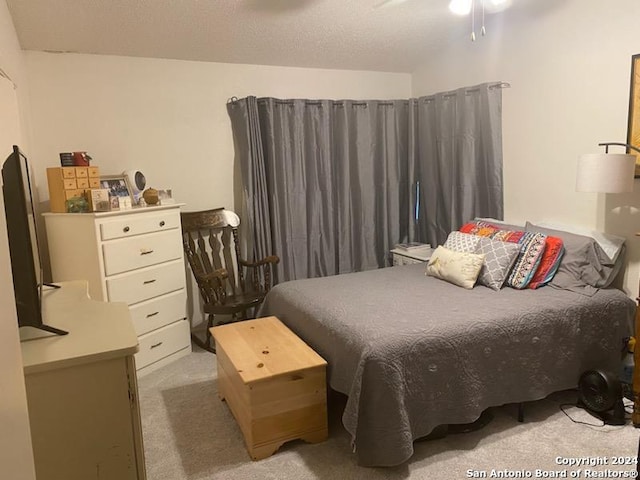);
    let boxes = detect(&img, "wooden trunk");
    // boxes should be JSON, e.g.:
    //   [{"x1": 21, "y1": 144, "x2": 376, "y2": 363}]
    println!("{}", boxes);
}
[{"x1": 211, "y1": 316, "x2": 328, "y2": 460}]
